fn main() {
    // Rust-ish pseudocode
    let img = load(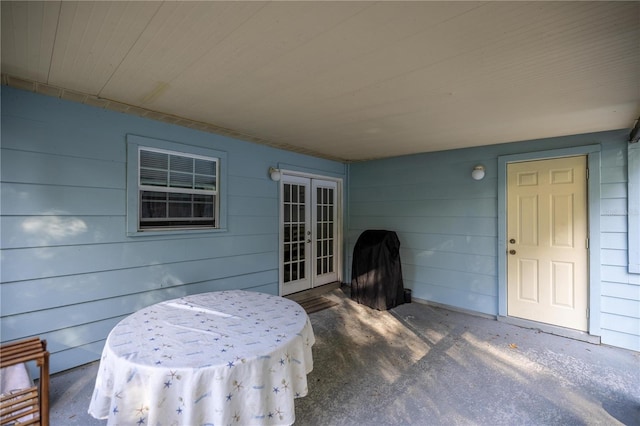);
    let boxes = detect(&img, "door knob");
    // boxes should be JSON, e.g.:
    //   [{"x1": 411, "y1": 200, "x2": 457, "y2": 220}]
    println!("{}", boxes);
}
[
  {"x1": 509, "y1": 249, "x2": 516, "y2": 255},
  {"x1": 306, "y1": 239, "x2": 311, "y2": 243},
  {"x1": 509, "y1": 239, "x2": 516, "y2": 244}
]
